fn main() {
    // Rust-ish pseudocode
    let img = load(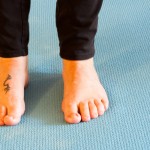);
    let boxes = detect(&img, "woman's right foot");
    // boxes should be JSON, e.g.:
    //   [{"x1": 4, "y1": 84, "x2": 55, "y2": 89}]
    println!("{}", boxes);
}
[{"x1": 0, "y1": 56, "x2": 29, "y2": 126}]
